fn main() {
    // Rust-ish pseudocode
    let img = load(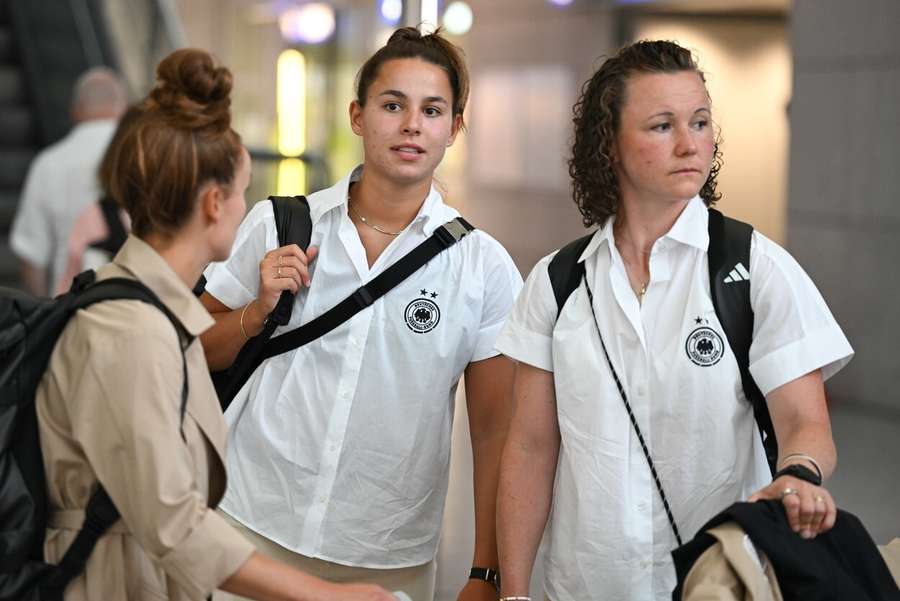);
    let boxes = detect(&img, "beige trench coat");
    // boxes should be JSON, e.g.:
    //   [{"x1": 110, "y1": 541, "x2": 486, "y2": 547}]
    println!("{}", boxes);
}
[{"x1": 37, "y1": 236, "x2": 254, "y2": 601}]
